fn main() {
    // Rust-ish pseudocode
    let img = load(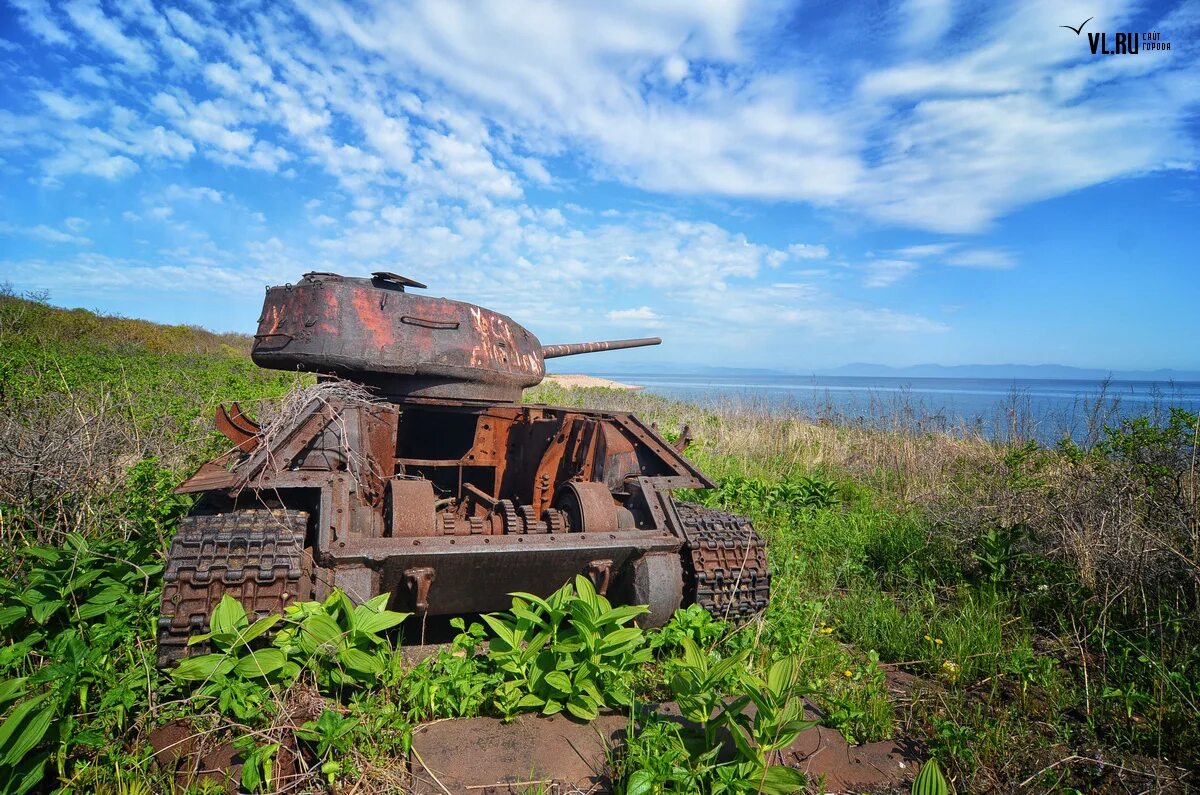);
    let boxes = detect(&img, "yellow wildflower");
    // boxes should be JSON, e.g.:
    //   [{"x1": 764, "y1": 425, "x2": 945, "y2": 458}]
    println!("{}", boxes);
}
[
  {"x1": 843, "y1": 669, "x2": 853, "y2": 678},
  {"x1": 934, "y1": 638, "x2": 944, "y2": 646},
  {"x1": 924, "y1": 634, "x2": 932, "y2": 641}
]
